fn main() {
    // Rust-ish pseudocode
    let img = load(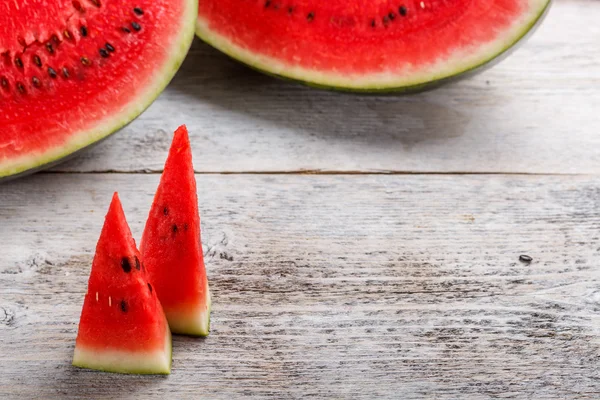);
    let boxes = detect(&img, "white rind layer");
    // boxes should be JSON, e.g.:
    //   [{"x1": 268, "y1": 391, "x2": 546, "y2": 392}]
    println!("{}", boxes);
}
[
  {"x1": 72, "y1": 326, "x2": 172, "y2": 375},
  {"x1": 196, "y1": 0, "x2": 551, "y2": 91},
  {"x1": 166, "y1": 286, "x2": 211, "y2": 337}
]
